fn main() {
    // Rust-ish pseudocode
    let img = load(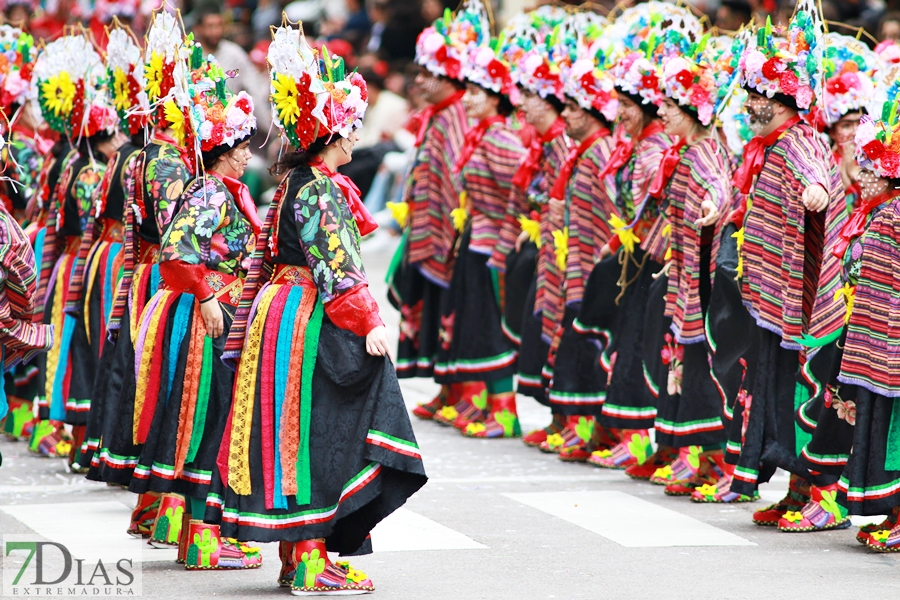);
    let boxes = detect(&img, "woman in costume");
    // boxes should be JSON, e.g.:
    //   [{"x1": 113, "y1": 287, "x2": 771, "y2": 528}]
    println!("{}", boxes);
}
[
  {"x1": 212, "y1": 25, "x2": 426, "y2": 592},
  {"x1": 127, "y1": 53, "x2": 261, "y2": 569},
  {"x1": 431, "y1": 7, "x2": 526, "y2": 438}
]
